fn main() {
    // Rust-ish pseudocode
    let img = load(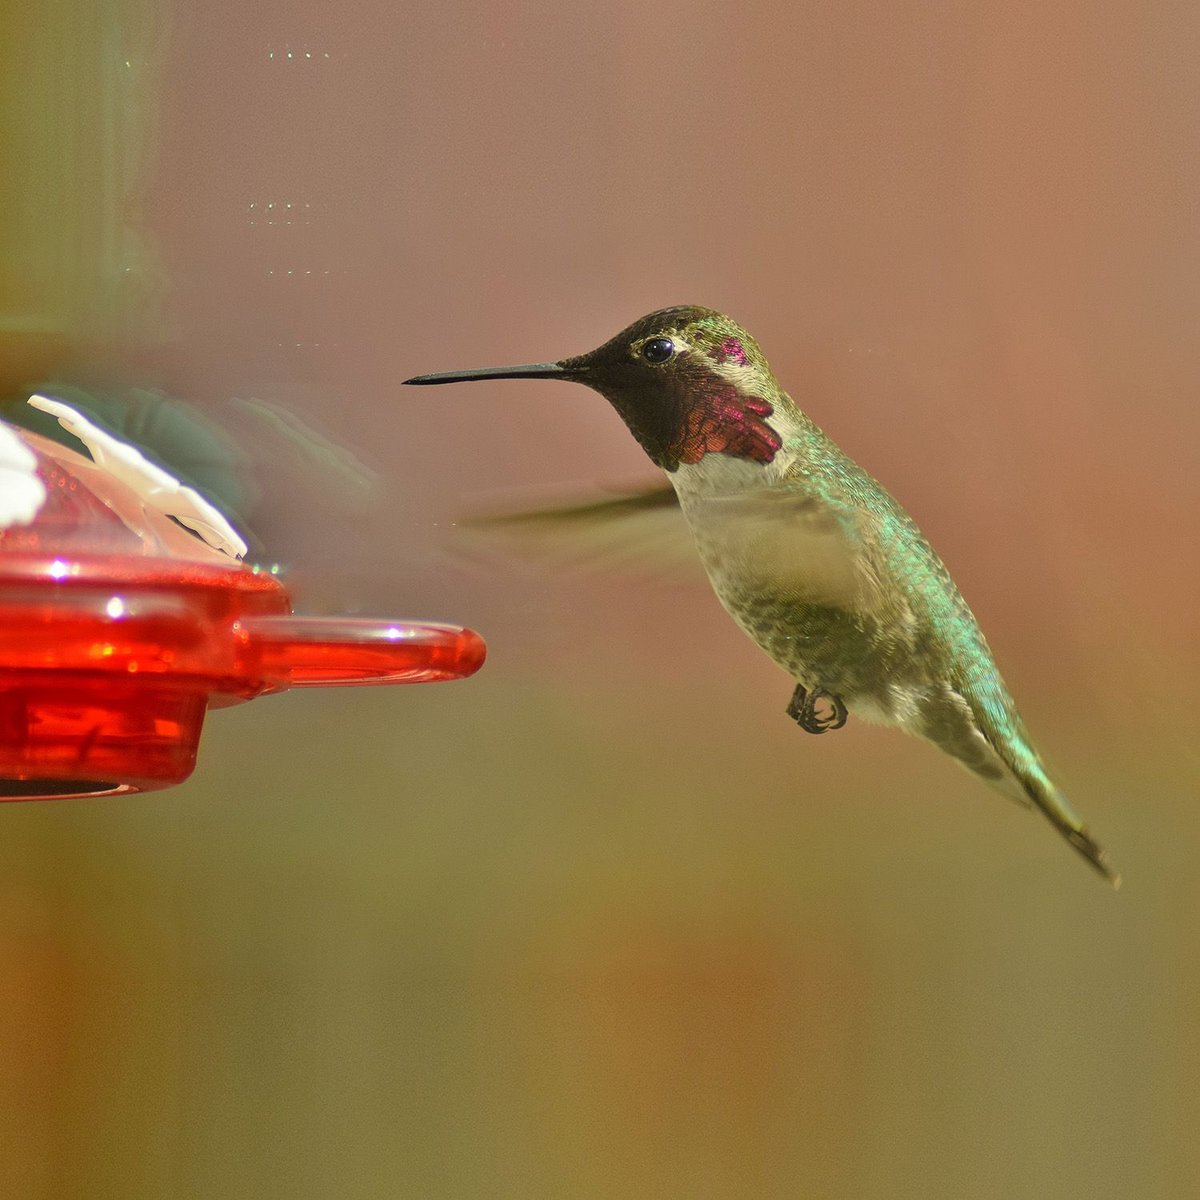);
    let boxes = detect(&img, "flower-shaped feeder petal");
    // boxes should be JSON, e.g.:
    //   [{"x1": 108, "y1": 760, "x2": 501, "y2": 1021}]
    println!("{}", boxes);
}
[{"x1": 0, "y1": 411, "x2": 485, "y2": 800}]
